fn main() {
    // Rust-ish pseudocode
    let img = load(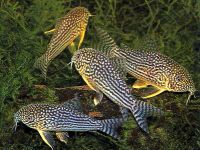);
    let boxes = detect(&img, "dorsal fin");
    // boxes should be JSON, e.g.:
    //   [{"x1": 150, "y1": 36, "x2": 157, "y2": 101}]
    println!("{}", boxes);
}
[
  {"x1": 120, "y1": 36, "x2": 159, "y2": 52},
  {"x1": 95, "y1": 27, "x2": 120, "y2": 57},
  {"x1": 60, "y1": 93, "x2": 83, "y2": 112},
  {"x1": 138, "y1": 36, "x2": 159, "y2": 51},
  {"x1": 130, "y1": 36, "x2": 159, "y2": 51},
  {"x1": 95, "y1": 27, "x2": 127, "y2": 79}
]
